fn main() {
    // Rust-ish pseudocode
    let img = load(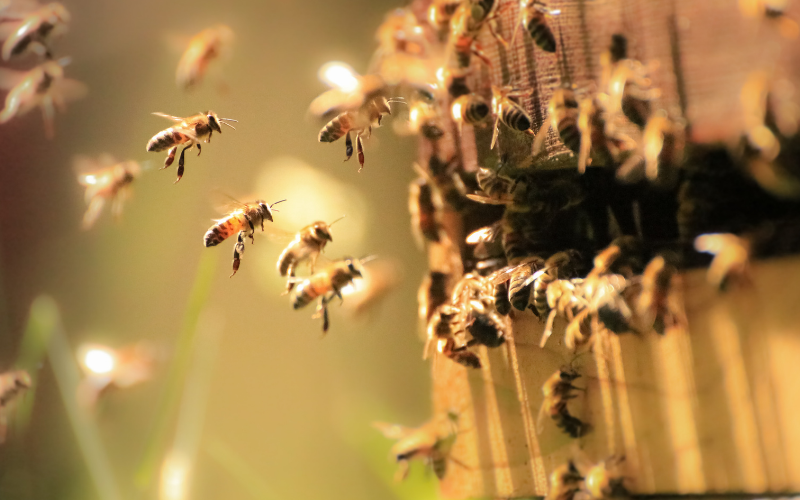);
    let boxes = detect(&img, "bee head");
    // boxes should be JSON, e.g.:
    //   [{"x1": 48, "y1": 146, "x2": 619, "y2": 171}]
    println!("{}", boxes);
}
[
  {"x1": 312, "y1": 223, "x2": 333, "y2": 242},
  {"x1": 345, "y1": 259, "x2": 362, "y2": 278},
  {"x1": 46, "y1": 3, "x2": 71, "y2": 24},
  {"x1": 206, "y1": 111, "x2": 223, "y2": 133},
  {"x1": 257, "y1": 201, "x2": 273, "y2": 222}
]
